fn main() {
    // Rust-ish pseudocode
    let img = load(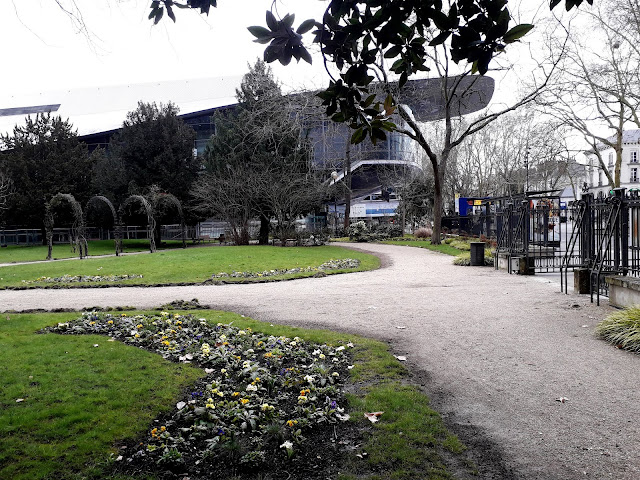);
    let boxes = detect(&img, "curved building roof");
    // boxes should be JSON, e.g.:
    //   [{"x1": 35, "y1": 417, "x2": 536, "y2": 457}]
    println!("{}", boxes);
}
[{"x1": 0, "y1": 74, "x2": 494, "y2": 138}]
